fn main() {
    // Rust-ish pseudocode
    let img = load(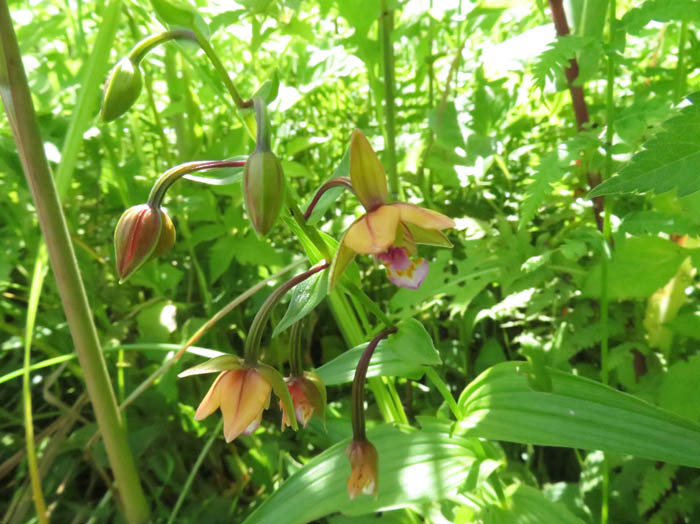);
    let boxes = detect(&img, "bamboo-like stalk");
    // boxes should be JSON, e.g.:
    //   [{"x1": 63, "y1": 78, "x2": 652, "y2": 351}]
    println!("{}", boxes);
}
[{"x1": 0, "y1": 3, "x2": 150, "y2": 522}]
